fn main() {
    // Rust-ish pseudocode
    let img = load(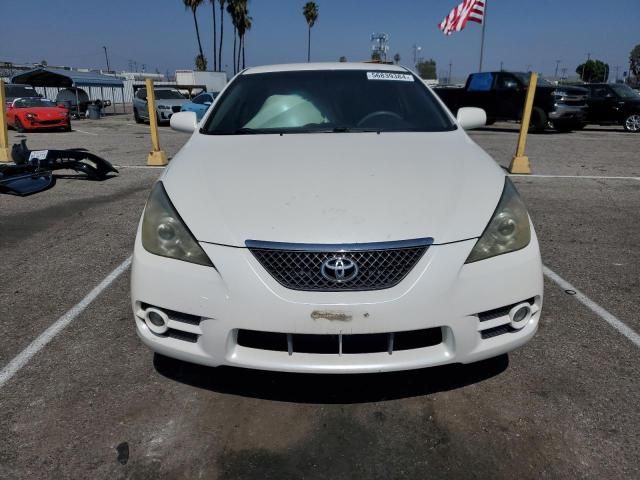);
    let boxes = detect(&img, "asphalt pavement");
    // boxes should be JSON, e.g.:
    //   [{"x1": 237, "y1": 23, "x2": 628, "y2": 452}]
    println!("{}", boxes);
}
[{"x1": 1, "y1": 115, "x2": 638, "y2": 479}]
